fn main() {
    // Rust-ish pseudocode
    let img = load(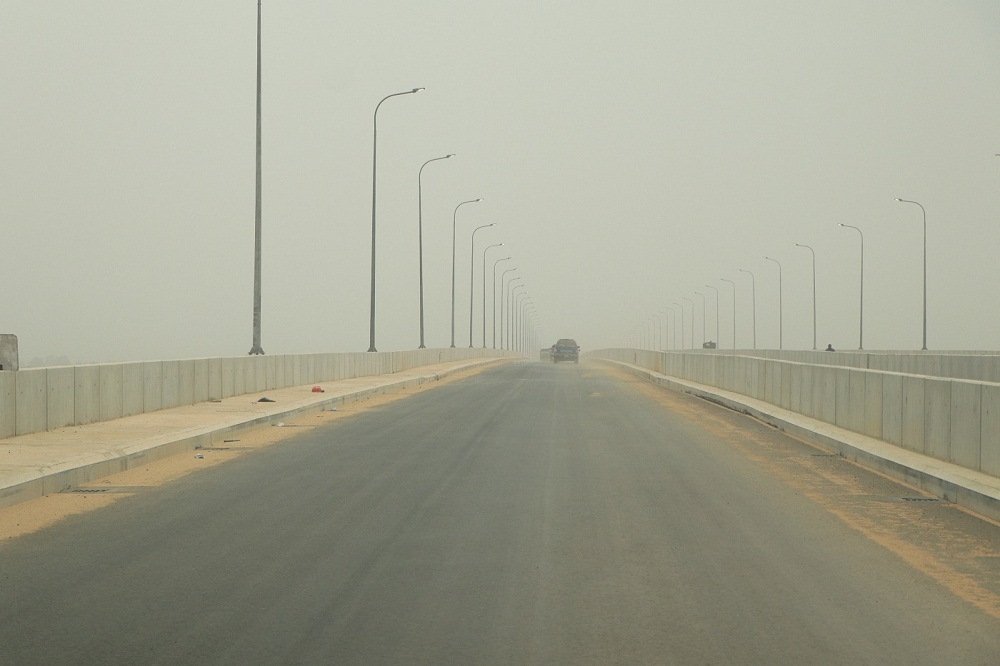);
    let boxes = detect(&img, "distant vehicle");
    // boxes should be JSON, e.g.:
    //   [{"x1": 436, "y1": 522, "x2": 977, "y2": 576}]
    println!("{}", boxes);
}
[{"x1": 551, "y1": 338, "x2": 580, "y2": 363}]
